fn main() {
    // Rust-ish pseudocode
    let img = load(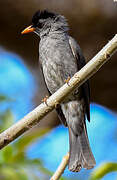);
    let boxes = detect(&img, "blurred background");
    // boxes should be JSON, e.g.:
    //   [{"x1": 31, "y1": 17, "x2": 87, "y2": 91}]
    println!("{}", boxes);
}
[{"x1": 0, "y1": 0, "x2": 117, "y2": 179}]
